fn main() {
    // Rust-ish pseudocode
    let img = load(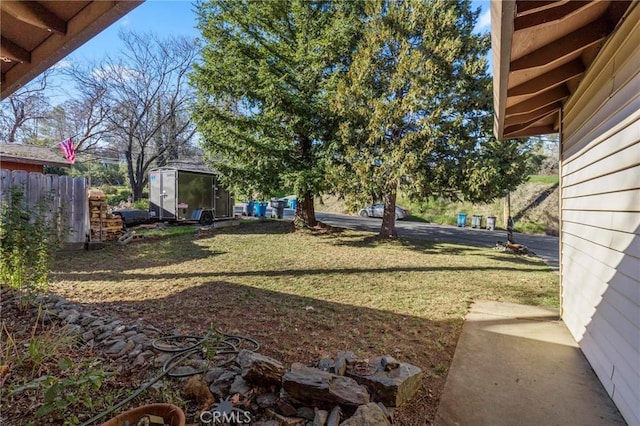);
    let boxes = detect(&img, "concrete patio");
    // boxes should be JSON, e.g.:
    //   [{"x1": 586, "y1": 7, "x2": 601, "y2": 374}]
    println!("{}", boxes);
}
[{"x1": 435, "y1": 300, "x2": 625, "y2": 426}]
